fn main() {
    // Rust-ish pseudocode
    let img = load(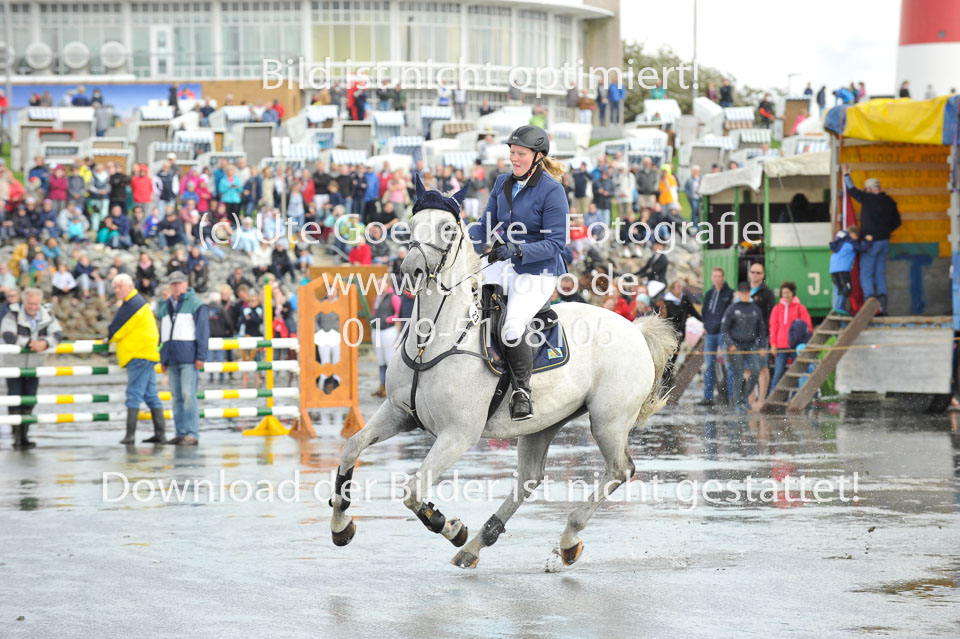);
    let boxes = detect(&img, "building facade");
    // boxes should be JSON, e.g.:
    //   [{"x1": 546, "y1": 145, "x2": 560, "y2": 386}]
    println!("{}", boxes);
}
[{"x1": 3, "y1": 1, "x2": 620, "y2": 117}]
